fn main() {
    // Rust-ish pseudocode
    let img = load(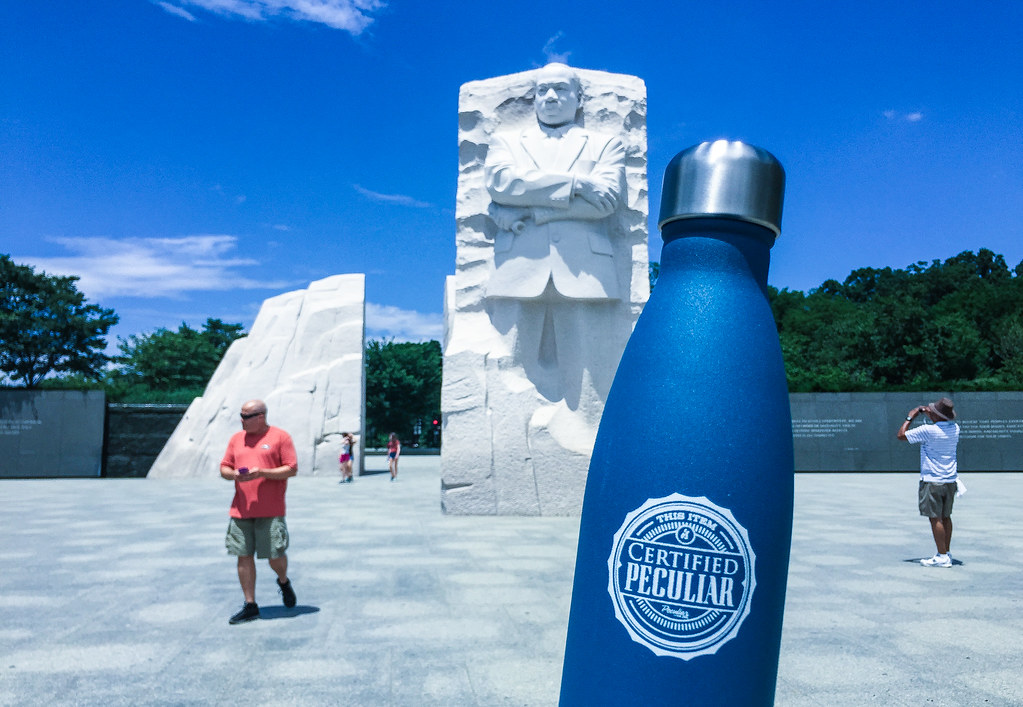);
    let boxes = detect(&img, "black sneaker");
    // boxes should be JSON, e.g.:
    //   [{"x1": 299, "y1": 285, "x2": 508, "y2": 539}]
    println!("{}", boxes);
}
[
  {"x1": 229, "y1": 602, "x2": 259, "y2": 624},
  {"x1": 277, "y1": 578, "x2": 297, "y2": 608}
]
